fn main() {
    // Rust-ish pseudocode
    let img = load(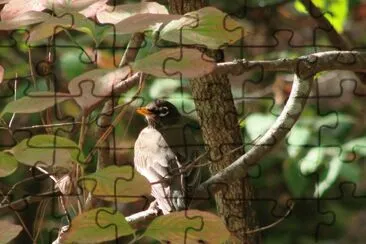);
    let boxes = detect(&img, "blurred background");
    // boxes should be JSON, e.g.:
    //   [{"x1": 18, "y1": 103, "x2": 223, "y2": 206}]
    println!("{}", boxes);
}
[{"x1": 1, "y1": 0, "x2": 366, "y2": 243}]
